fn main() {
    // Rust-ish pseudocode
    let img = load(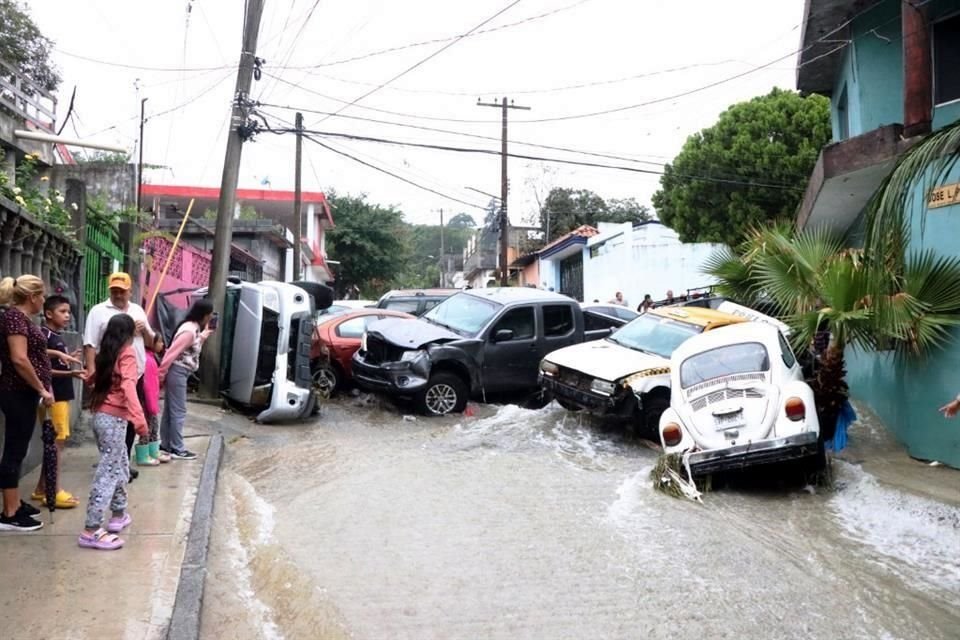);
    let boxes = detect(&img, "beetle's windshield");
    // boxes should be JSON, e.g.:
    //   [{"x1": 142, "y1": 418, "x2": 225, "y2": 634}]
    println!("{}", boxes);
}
[{"x1": 680, "y1": 342, "x2": 770, "y2": 388}]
